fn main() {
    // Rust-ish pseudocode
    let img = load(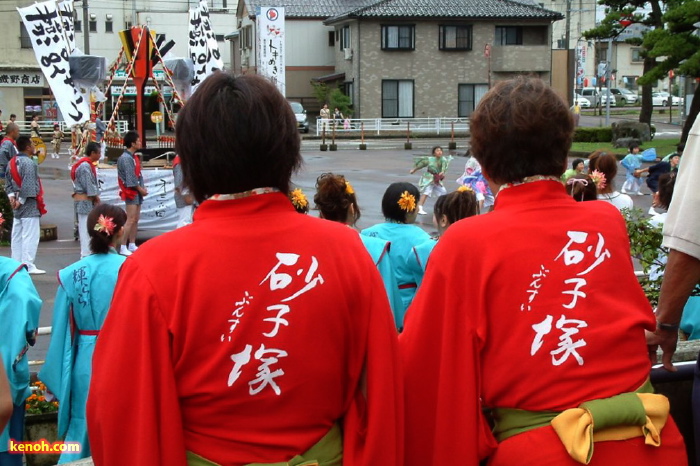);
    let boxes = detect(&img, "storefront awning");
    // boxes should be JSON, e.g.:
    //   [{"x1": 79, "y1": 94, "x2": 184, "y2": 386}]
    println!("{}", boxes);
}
[{"x1": 312, "y1": 72, "x2": 346, "y2": 83}]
